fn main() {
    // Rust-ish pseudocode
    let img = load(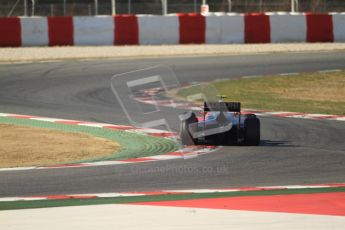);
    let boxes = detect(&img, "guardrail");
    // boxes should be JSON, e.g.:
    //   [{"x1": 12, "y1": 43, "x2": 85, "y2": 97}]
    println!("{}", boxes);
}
[{"x1": 0, "y1": 13, "x2": 344, "y2": 47}]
